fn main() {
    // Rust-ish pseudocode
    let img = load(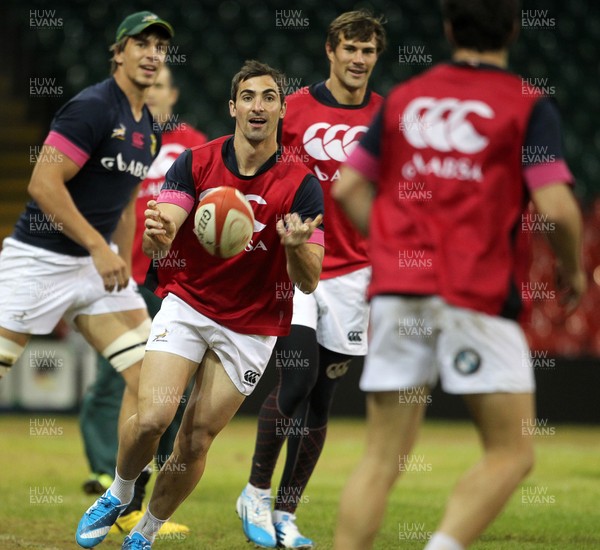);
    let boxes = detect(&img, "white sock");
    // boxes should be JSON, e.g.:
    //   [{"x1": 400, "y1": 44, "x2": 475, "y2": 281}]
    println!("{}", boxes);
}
[
  {"x1": 133, "y1": 506, "x2": 168, "y2": 543},
  {"x1": 425, "y1": 532, "x2": 465, "y2": 550},
  {"x1": 108, "y1": 469, "x2": 137, "y2": 505},
  {"x1": 272, "y1": 510, "x2": 293, "y2": 522},
  {"x1": 247, "y1": 482, "x2": 271, "y2": 498}
]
